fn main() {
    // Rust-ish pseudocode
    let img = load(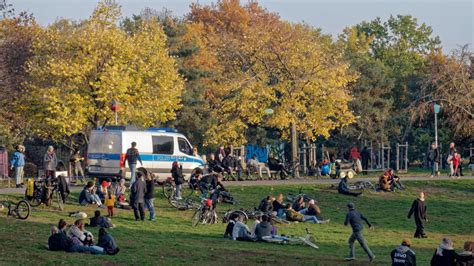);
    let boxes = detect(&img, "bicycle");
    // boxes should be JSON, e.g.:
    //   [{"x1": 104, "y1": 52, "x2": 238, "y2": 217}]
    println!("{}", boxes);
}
[
  {"x1": 262, "y1": 228, "x2": 319, "y2": 249},
  {"x1": 25, "y1": 179, "x2": 66, "y2": 210},
  {"x1": 0, "y1": 199, "x2": 31, "y2": 220},
  {"x1": 168, "y1": 197, "x2": 201, "y2": 211},
  {"x1": 223, "y1": 209, "x2": 290, "y2": 225},
  {"x1": 348, "y1": 180, "x2": 376, "y2": 192},
  {"x1": 162, "y1": 177, "x2": 197, "y2": 200},
  {"x1": 286, "y1": 188, "x2": 315, "y2": 203},
  {"x1": 191, "y1": 199, "x2": 218, "y2": 227}
]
